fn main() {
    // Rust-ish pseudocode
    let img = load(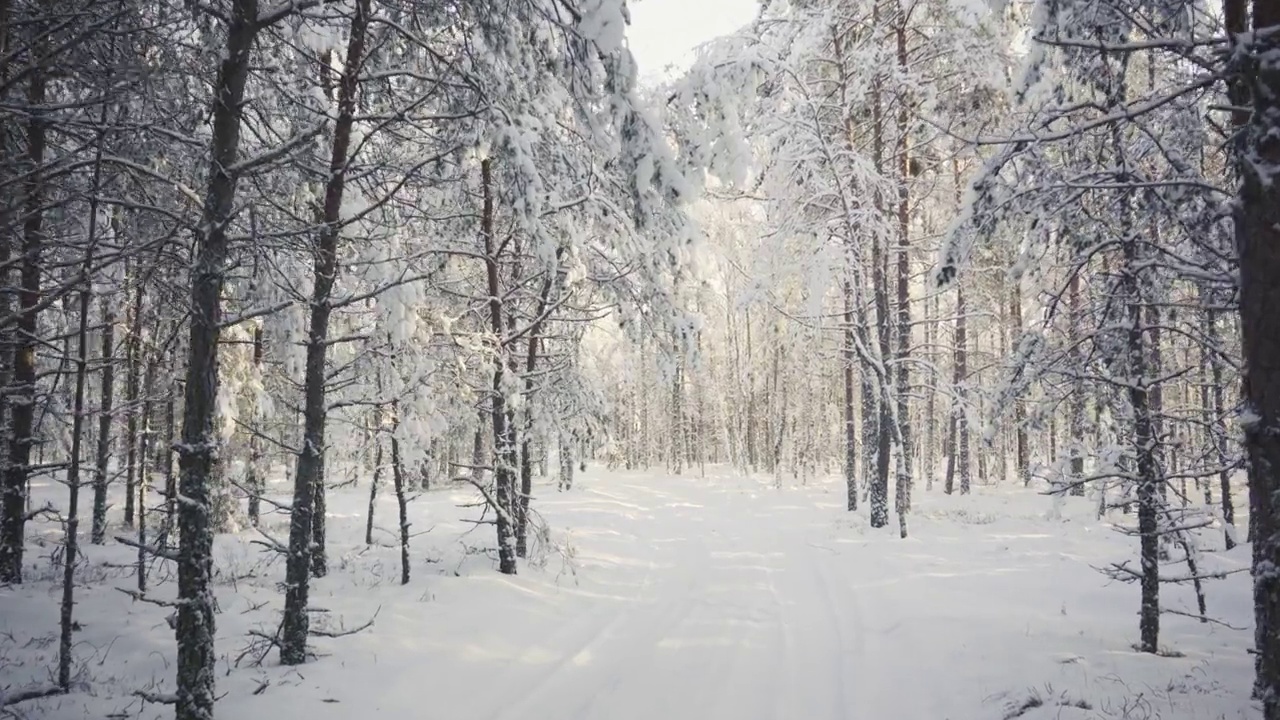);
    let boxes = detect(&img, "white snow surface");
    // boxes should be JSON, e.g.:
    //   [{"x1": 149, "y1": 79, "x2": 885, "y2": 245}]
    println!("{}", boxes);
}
[{"x1": 0, "y1": 468, "x2": 1256, "y2": 719}]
